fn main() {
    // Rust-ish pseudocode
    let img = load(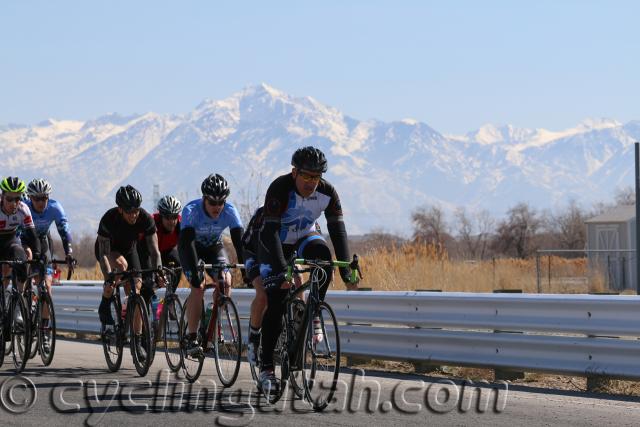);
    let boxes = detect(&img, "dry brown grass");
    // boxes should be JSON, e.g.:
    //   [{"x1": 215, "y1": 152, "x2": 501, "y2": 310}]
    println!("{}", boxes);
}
[
  {"x1": 73, "y1": 242, "x2": 611, "y2": 294},
  {"x1": 357, "y1": 242, "x2": 609, "y2": 293}
]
